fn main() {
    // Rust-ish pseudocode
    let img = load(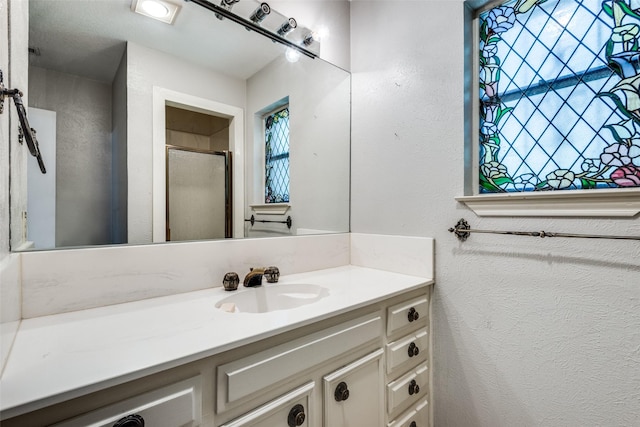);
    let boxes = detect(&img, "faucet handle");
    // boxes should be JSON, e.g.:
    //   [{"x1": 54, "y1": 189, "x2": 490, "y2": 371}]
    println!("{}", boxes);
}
[
  {"x1": 223, "y1": 272, "x2": 240, "y2": 291},
  {"x1": 264, "y1": 266, "x2": 280, "y2": 283}
]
